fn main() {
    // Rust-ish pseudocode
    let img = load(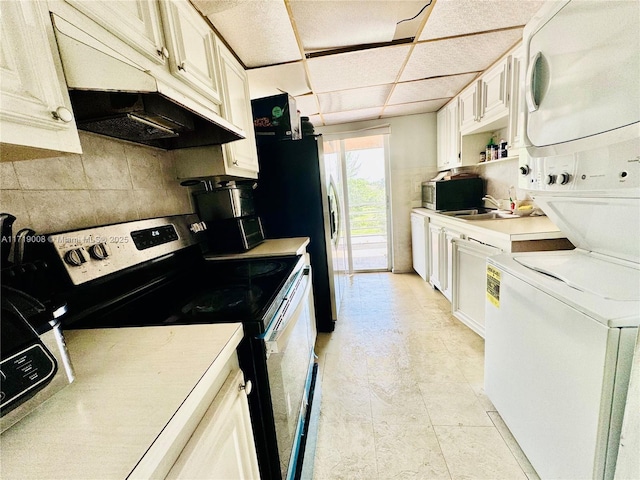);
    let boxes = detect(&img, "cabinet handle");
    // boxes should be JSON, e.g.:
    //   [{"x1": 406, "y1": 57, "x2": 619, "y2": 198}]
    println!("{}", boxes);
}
[
  {"x1": 51, "y1": 106, "x2": 73, "y2": 123},
  {"x1": 157, "y1": 46, "x2": 169, "y2": 59},
  {"x1": 239, "y1": 380, "x2": 252, "y2": 396},
  {"x1": 232, "y1": 159, "x2": 239, "y2": 166},
  {"x1": 178, "y1": 62, "x2": 186, "y2": 71}
]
